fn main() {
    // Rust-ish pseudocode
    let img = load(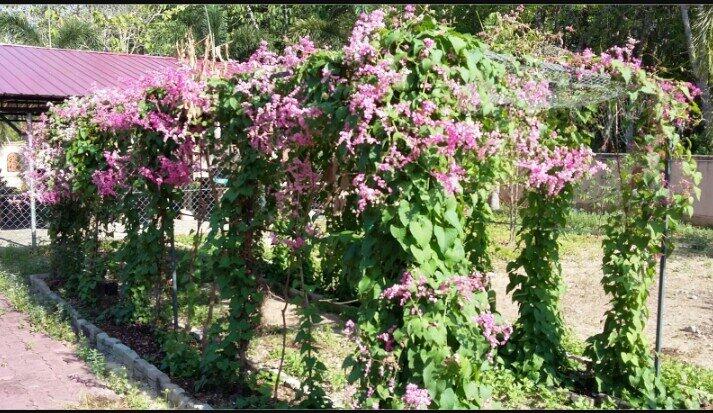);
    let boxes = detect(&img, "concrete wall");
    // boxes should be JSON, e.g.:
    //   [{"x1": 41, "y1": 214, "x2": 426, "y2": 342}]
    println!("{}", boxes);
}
[
  {"x1": 683, "y1": 155, "x2": 713, "y2": 226},
  {"x1": 501, "y1": 153, "x2": 713, "y2": 227},
  {"x1": 0, "y1": 141, "x2": 26, "y2": 189},
  {"x1": 577, "y1": 153, "x2": 713, "y2": 226}
]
